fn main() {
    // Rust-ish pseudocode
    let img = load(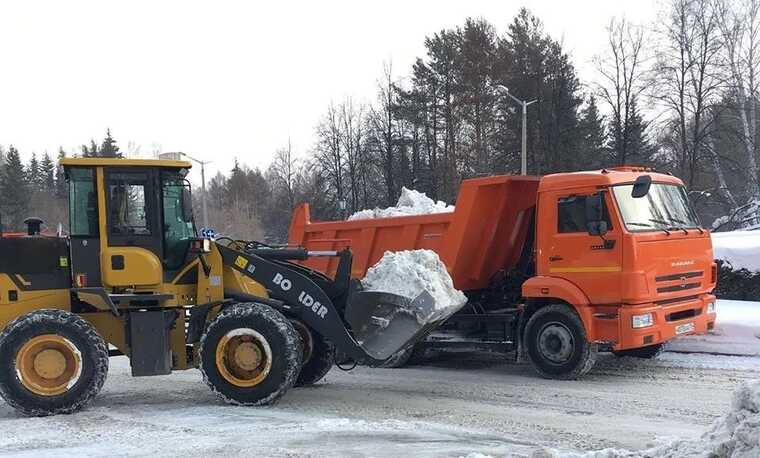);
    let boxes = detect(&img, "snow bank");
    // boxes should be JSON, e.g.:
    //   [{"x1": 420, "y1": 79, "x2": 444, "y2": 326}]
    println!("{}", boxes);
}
[
  {"x1": 361, "y1": 250, "x2": 467, "y2": 321},
  {"x1": 540, "y1": 379, "x2": 760, "y2": 458},
  {"x1": 712, "y1": 231, "x2": 760, "y2": 272},
  {"x1": 348, "y1": 187, "x2": 454, "y2": 221}
]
